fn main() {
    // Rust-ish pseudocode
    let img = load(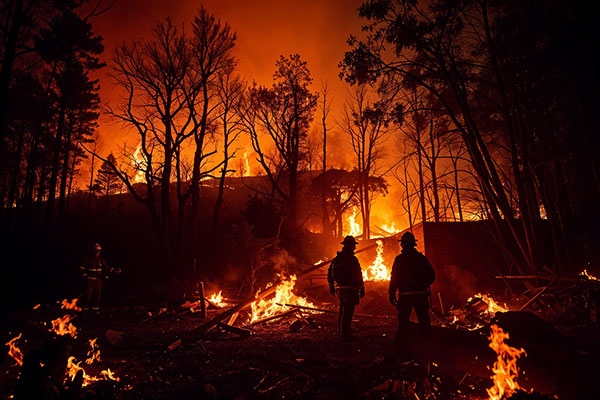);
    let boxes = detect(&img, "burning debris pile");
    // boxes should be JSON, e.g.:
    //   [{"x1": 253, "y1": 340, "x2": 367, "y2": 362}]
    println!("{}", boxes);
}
[{"x1": 4, "y1": 298, "x2": 120, "y2": 398}]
